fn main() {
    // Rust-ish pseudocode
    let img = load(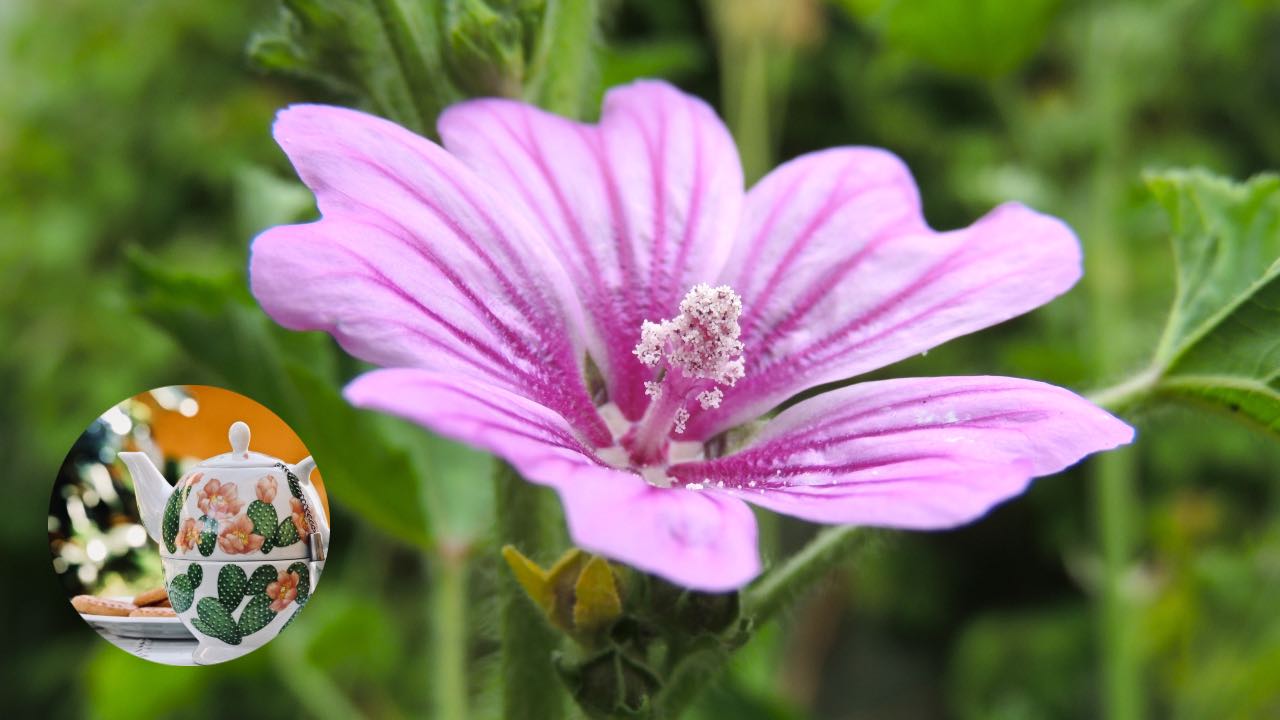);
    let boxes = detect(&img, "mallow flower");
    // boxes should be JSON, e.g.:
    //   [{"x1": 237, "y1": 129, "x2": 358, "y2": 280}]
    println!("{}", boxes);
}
[{"x1": 251, "y1": 80, "x2": 1132, "y2": 591}]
